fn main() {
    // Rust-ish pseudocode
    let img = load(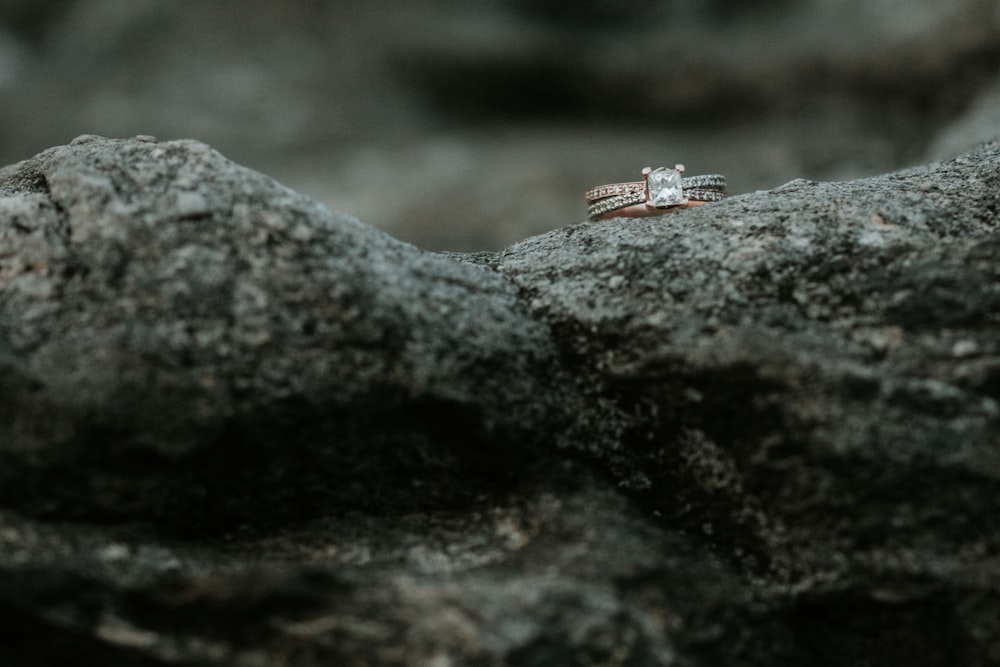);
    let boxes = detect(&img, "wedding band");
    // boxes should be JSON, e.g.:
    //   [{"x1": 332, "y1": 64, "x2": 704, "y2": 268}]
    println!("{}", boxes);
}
[
  {"x1": 586, "y1": 165, "x2": 726, "y2": 221},
  {"x1": 585, "y1": 173, "x2": 727, "y2": 203},
  {"x1": 587, "y1": 188, "x2": 726, "y2": 220}
]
